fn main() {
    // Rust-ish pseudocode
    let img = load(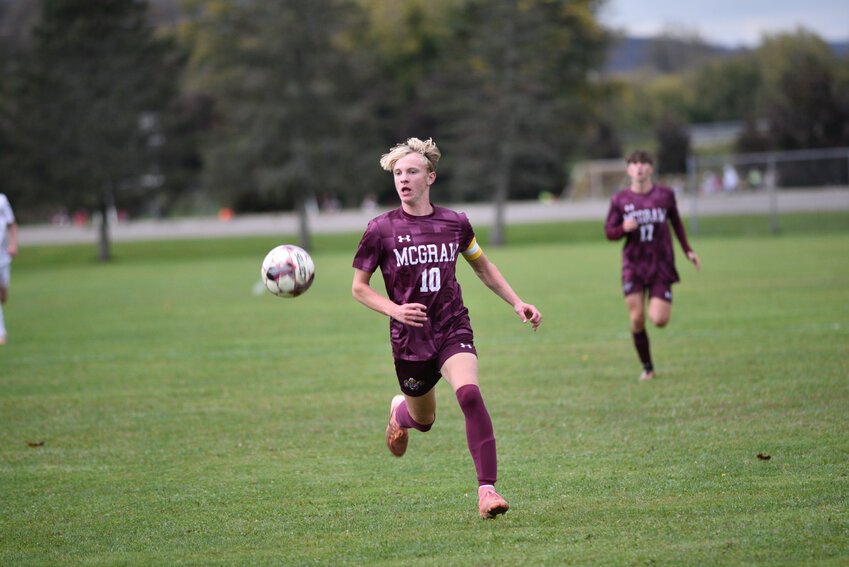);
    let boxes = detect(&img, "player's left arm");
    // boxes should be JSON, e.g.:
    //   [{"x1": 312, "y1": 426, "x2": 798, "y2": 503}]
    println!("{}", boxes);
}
[
  {"x1": 668, "y1": 201, "x2": 700, "y2": 271},
  {"x1": 463, "y1": 239, "x2": 541, "y2": 331}
]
